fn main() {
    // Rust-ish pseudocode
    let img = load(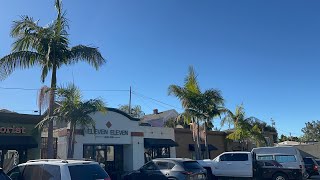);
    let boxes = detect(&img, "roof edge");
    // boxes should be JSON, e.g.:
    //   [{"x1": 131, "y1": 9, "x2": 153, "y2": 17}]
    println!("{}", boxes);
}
[{"x1": 106, "y1": 108, "x2": 140, "y2": 121}]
